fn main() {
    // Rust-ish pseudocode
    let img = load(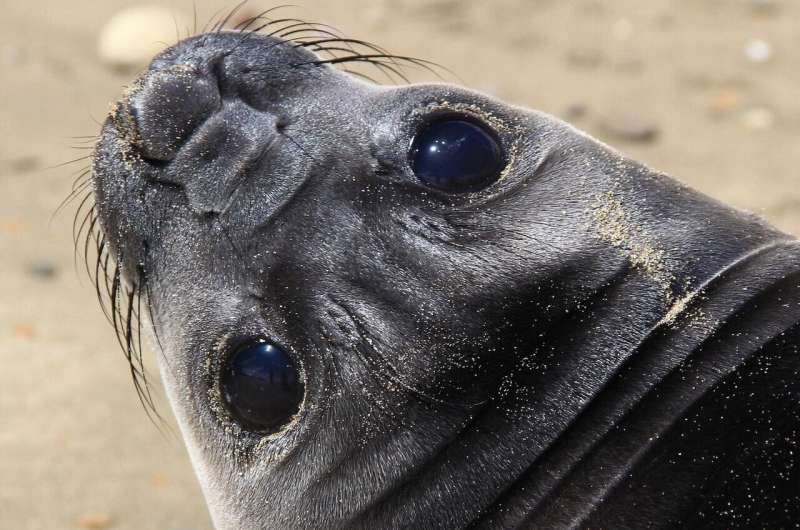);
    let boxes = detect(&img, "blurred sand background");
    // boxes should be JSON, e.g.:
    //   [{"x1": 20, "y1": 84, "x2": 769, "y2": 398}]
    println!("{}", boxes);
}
[{"x1": 1, "y1": 0, "x2": 798, "y2": 528}]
